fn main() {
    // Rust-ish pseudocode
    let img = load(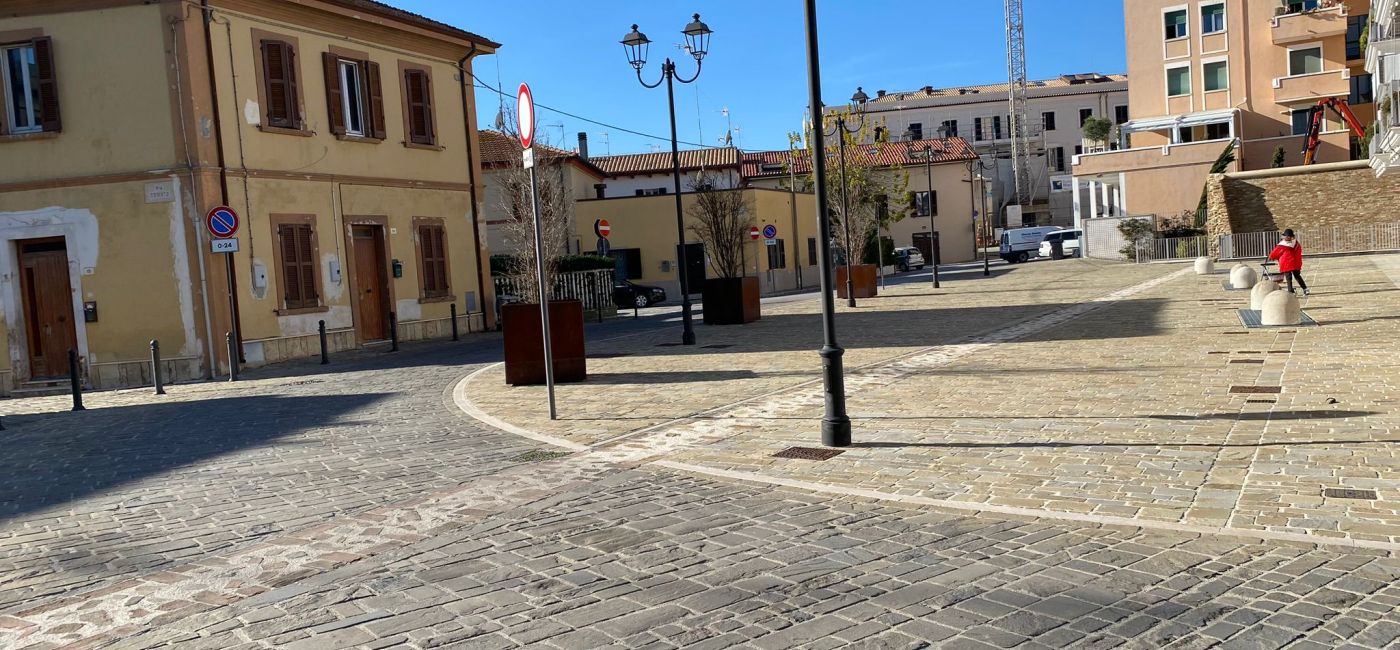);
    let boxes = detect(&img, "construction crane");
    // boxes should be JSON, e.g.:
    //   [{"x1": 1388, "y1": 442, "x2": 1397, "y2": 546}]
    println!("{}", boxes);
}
[
  {"x1": 1301, "y1": 98, "x2": 1367, "y2": 165},
  {"x1": 1004, "y1": 0, "x2": 1033, "y2": 210}
]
